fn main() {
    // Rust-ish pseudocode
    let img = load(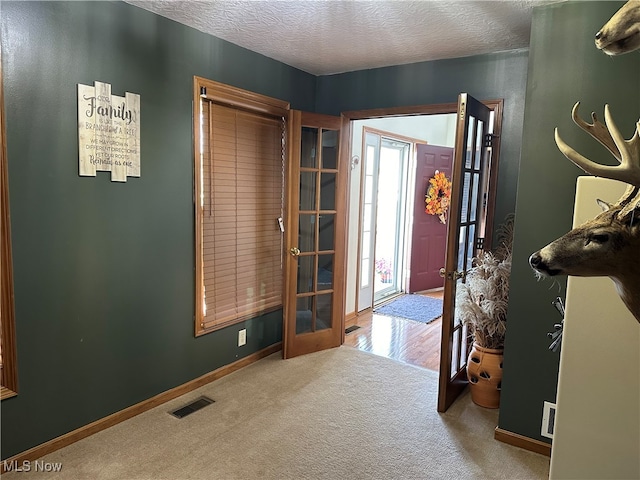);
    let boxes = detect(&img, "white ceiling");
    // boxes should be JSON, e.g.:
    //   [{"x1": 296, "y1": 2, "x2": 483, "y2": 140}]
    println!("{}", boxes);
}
[{"x1": 126, "y1": 0, "x2": 560, "y2": 75}]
